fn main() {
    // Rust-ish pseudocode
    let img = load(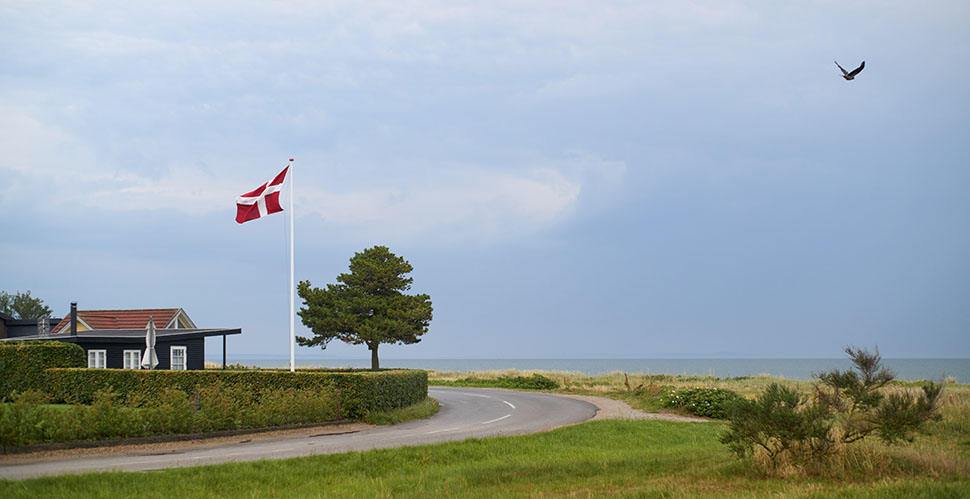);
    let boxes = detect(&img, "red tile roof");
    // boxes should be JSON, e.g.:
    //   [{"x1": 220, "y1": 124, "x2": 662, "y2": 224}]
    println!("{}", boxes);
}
[{"x1": 51, "y1": 309, "x2": 187, "y2": 334}]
